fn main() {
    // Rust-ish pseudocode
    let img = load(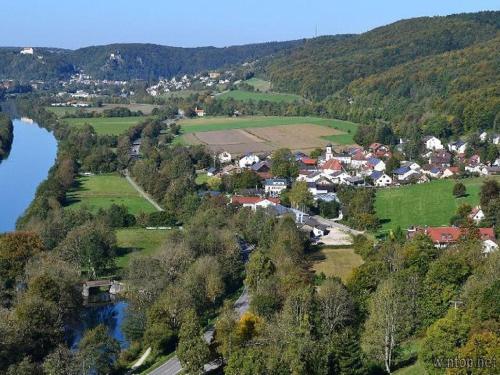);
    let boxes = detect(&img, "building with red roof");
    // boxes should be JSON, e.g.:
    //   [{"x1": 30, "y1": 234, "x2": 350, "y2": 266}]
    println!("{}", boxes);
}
[
  {"x1": 407, "y1": 226, "x2": 495, "y2": 248},
  {"x1": 321, "y1": 159, "x2": 343, "y2": 173}
]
